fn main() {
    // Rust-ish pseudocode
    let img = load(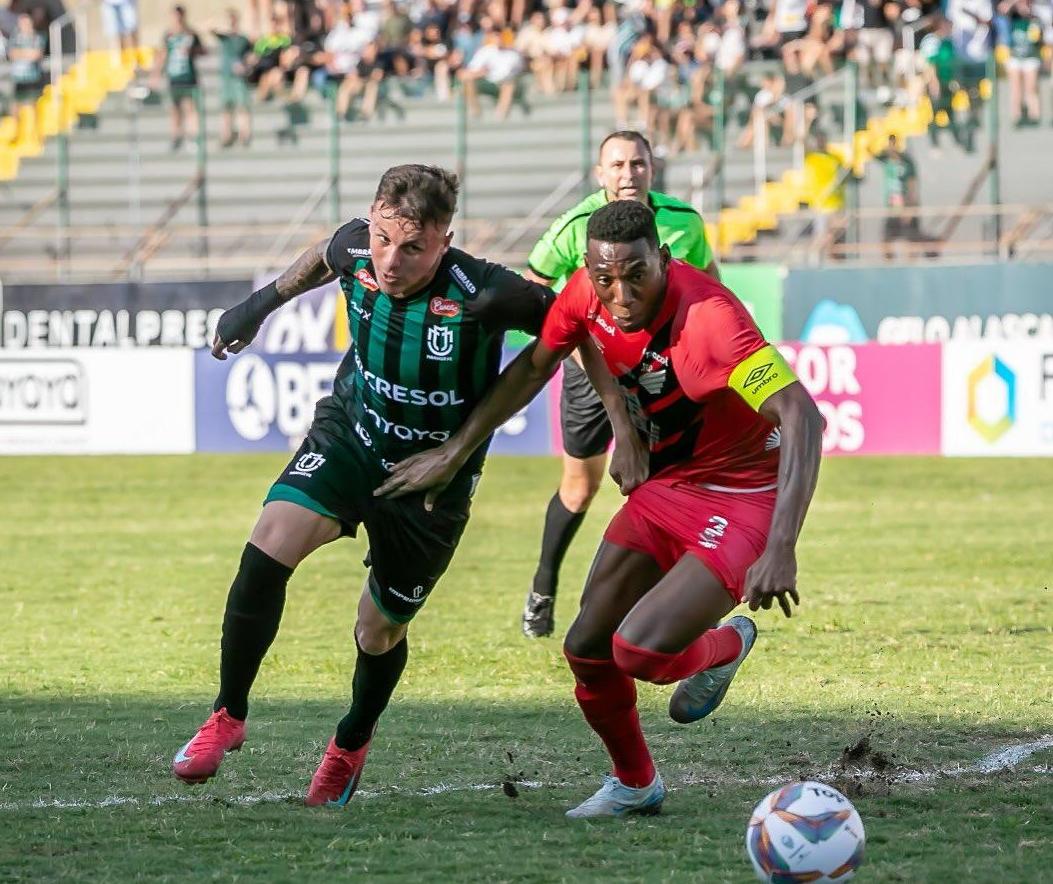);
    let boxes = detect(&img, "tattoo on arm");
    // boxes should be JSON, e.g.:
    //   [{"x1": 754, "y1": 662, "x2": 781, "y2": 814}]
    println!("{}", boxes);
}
[{"x1": 275, "y1": 239, "x2": 336, "y2": 302}]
